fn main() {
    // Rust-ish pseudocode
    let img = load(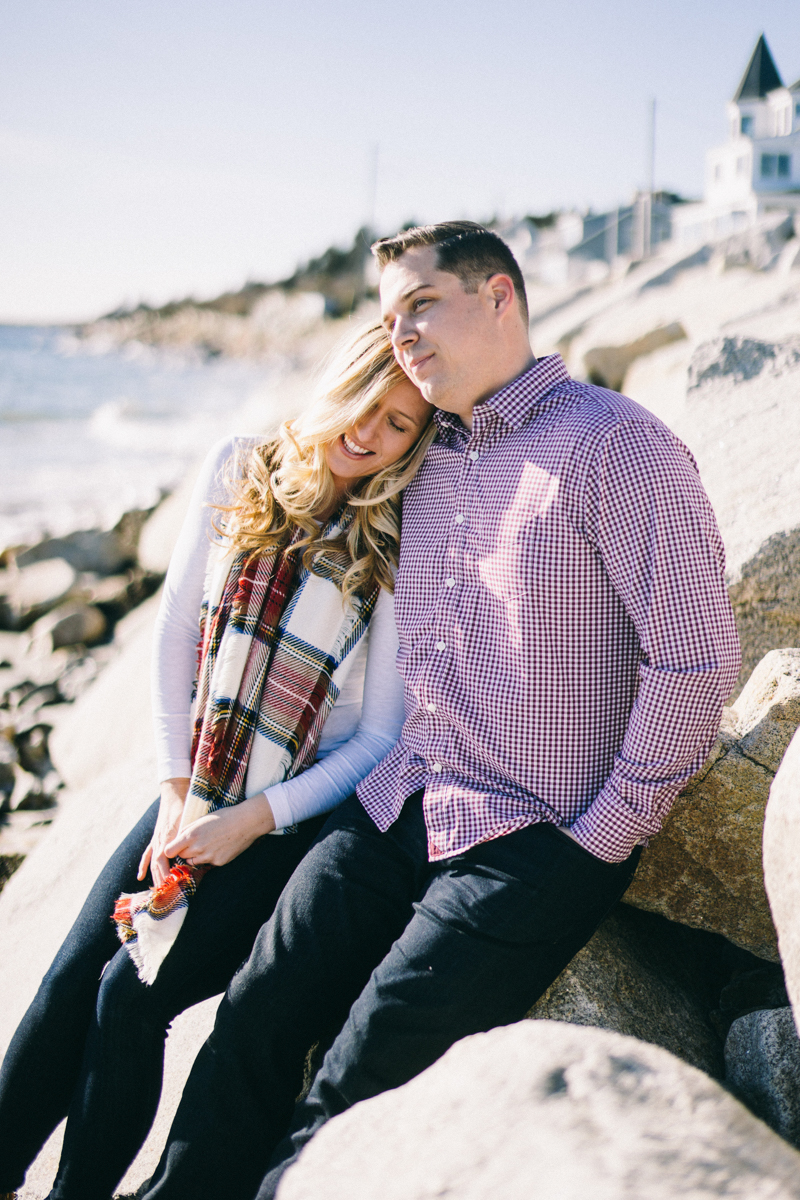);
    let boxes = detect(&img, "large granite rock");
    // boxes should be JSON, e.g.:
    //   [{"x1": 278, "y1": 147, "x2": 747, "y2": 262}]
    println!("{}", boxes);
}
[
  {"x1": 278, "y1": 1022, "x2": 800, "y2": 1200},
  {"x1": 725, "y1": 1007, "x2": 800, "y2": 1149},
  {"x1": 625, "y1": 648, "x2": 800, "y2": 960},
  {"x1": 631, "y1": 329, "x2": 800, "y2": 694},
  {"x1": 763, "y1": 724, "x2": 800, "y2": 1024},
  {"x1": 49, "y1": 595, "x2": 159, "y2": 791},
  {"x1": 528, "y1": 905, "x2": 727, "y2": 1078},
  {"x1": 710, "y1": 212, "x2": 795, "y2": 272},
  {"x1": 583, "y1": 321, "x2": 686, "y2": 391},
  {"x1": 137, "y1": 472, "x2": 198, "y2": 575}
]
